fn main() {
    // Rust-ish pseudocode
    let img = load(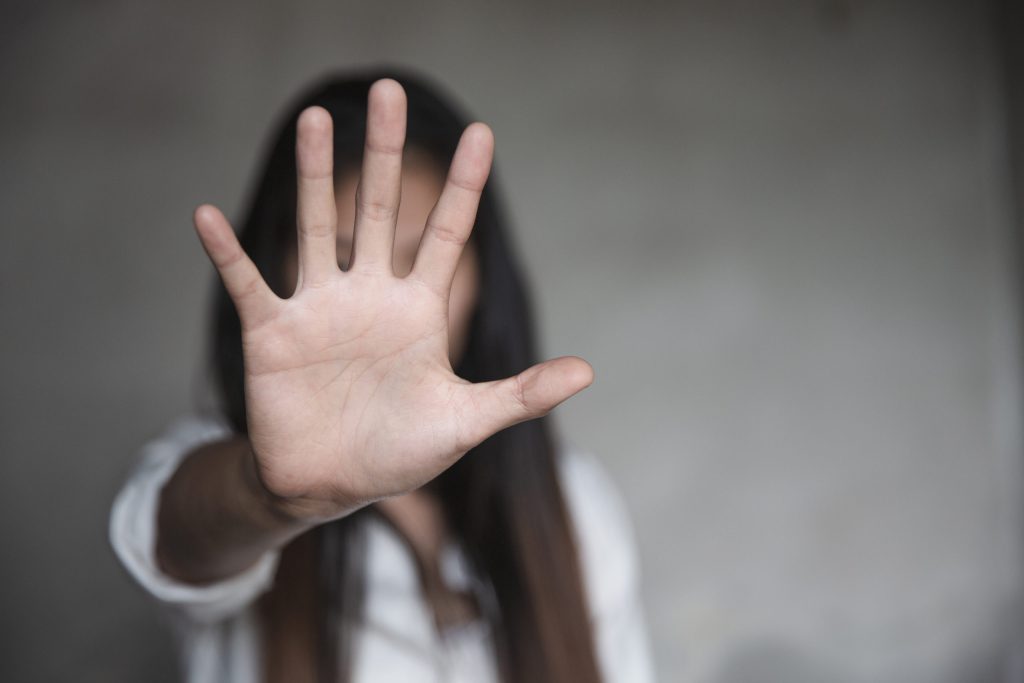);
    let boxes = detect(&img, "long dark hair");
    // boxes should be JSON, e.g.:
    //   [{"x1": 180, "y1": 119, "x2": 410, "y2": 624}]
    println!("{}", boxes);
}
[{"x1": 207, "y1": 69, "x2": 601, "y2": 683}]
